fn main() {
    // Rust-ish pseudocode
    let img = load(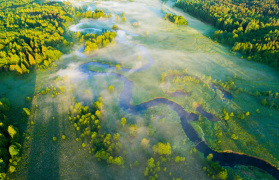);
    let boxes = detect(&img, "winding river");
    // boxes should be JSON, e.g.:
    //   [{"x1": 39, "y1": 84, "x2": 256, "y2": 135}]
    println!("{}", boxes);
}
[{"x1": 73, "y1": 27, "x2": 279, "y2": 178}]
